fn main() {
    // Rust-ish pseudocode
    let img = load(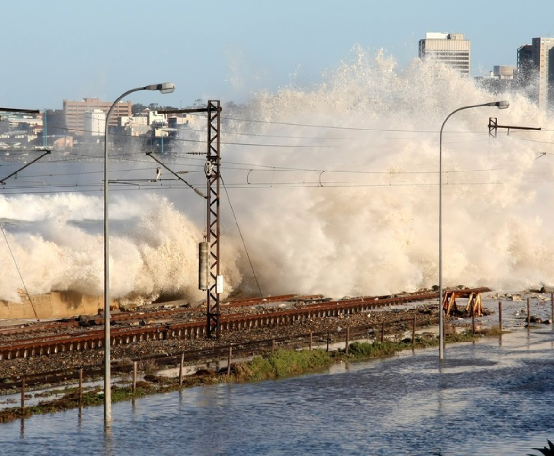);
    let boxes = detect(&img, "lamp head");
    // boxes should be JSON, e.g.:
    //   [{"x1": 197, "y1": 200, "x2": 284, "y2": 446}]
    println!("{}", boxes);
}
[
  {"x1": 145, "y1": 82, "x2": 176, "y2": 94},
  {"x1": 484, "y1": 100, "x2": 509, "y2": 109}
]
